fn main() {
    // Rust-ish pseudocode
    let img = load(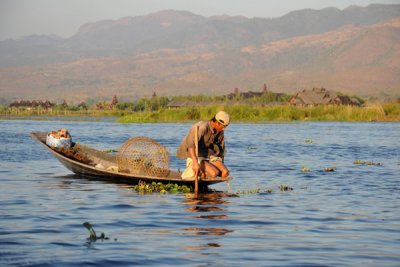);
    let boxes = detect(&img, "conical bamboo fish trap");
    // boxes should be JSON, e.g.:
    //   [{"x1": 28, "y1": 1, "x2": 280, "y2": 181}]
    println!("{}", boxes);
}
[{"x1": 117, "y1": 136, "x2": 170, "y2": 177}]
